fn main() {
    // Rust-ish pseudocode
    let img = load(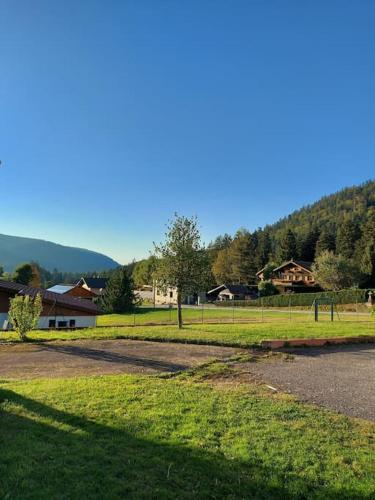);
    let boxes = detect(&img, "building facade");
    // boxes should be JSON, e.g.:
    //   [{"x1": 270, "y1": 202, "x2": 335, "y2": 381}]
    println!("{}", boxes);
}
[
  {"x1": 257, "y1": 260, "x2": 318, "y2": 292},
  {"x1": 0, "y1": 280, "x2": 99, "y2": 330}
]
